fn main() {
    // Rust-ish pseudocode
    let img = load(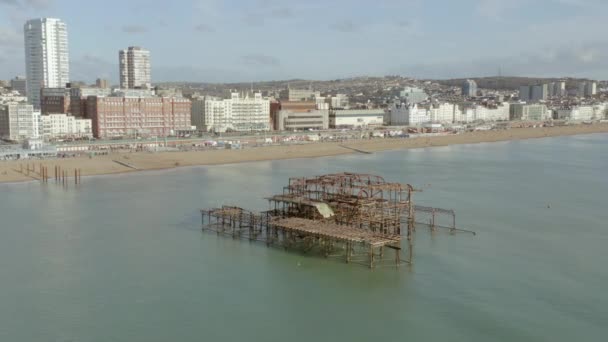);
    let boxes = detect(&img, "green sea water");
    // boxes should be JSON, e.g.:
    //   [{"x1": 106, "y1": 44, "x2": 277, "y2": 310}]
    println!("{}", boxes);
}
[{"x1": 1, "y1": 133, "x2": 606, "y2": 342}]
